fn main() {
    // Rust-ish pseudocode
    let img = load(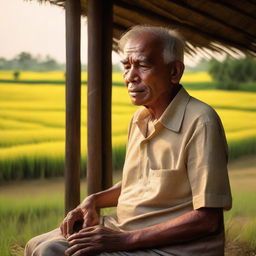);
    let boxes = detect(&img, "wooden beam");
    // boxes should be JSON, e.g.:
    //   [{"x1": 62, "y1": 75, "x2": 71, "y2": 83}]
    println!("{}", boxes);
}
[
  {"x1": 65, "y1": 0, "x2": 81, "y2": 214},
  {"x1": 87, "y1": 0, "x2": 113, "y2": 195},
  {"x1": 114, "y1": 1, "x2": 254, "y2": 52}
]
